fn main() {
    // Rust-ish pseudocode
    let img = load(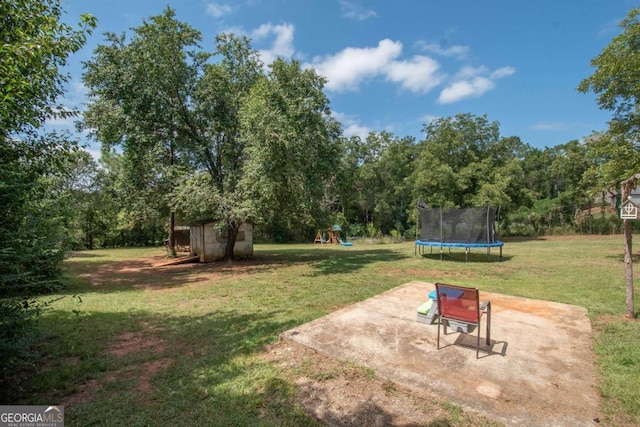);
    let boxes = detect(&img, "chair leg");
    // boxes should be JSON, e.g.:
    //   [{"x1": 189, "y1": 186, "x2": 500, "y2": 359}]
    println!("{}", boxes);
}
[
  {"x1": 486, "y1": 306, "x2": 491, "y2": 345},
  {"x1": 476, "y1": 324, "x2": 480, "y2": 358},
  {"x1": 437, "y1": 316, "x2": 441, "y2": 349}
]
